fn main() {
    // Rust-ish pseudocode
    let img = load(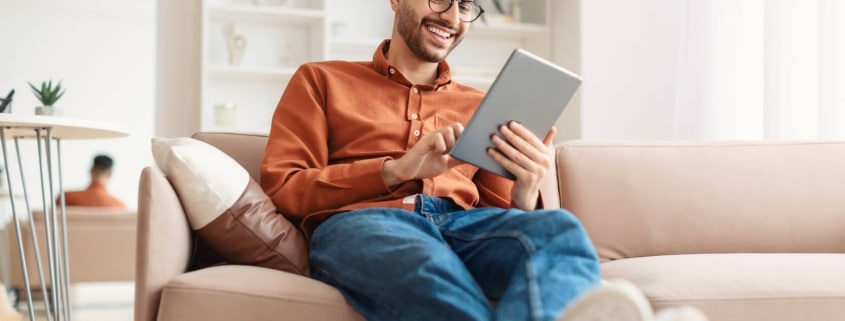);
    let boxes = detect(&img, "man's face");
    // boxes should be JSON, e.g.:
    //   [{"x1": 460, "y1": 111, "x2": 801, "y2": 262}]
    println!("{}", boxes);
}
[{"x1": 397, "y1": 0, "x2": 468, "y2": 63}]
